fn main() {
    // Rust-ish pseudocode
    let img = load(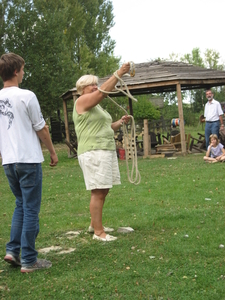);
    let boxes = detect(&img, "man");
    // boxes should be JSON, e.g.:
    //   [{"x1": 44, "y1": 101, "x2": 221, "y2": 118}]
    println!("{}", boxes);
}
[
  {"x1": 0, "y1": 53, "x2": 58, "y2": 273},
  {"x1": 203, "y1": 89, "x2": 224, "y2": 149}
]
